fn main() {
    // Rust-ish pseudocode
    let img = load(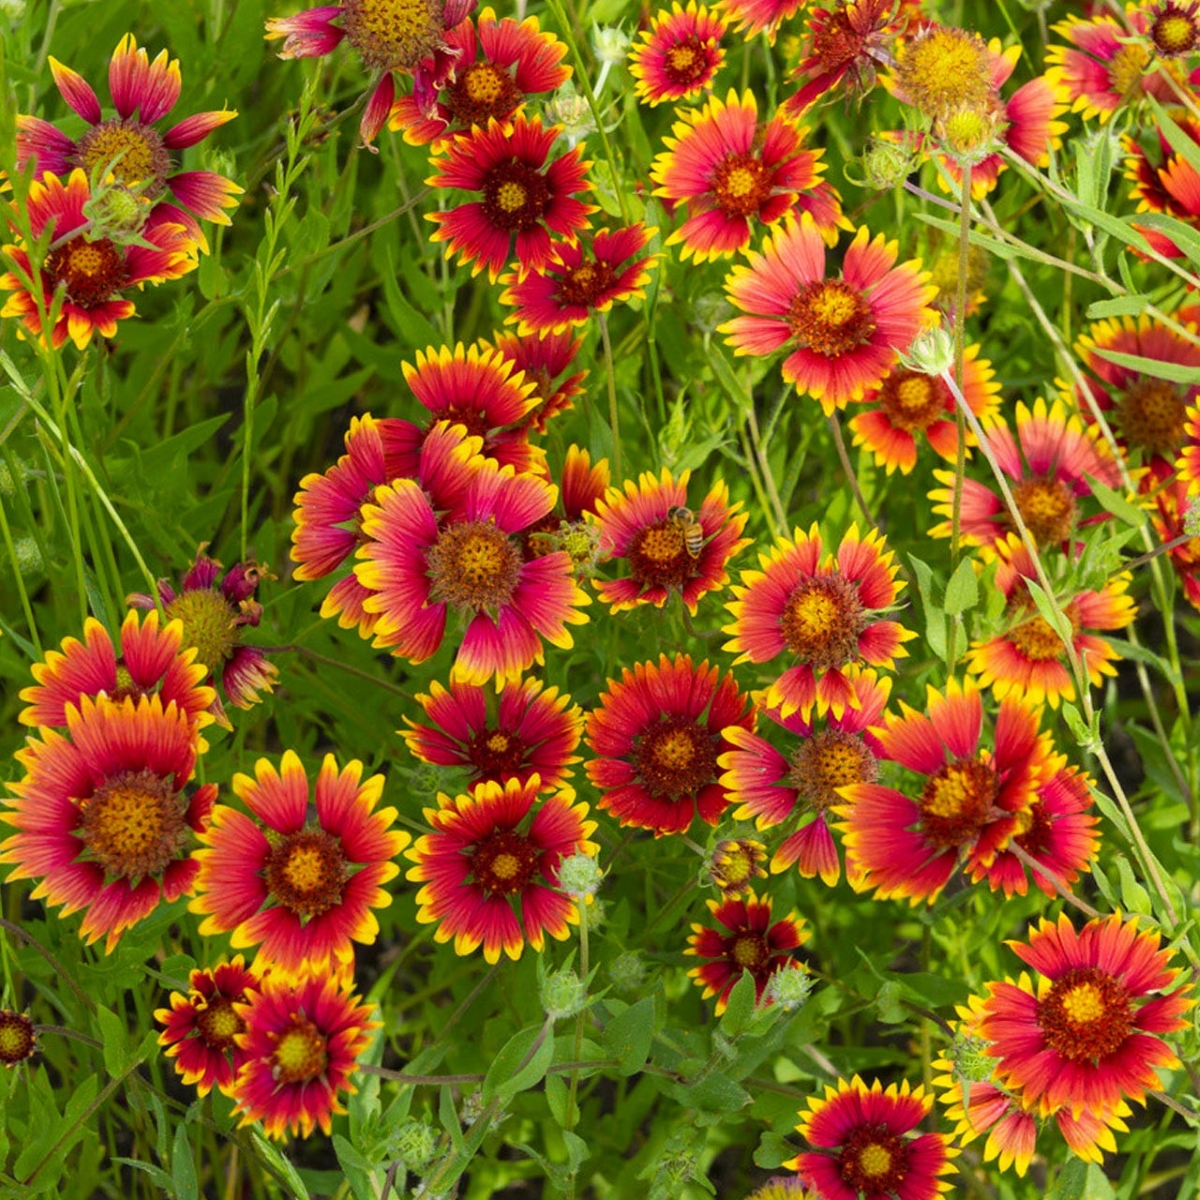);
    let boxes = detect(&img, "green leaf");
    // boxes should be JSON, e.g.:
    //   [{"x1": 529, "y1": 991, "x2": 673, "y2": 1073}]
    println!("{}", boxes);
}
[
  {"x1": 1024, "y1": 580, "x2": 1074, "y2": 648},
  {"x1": 482, "y1": 1024, "x2": 554, "y2": 1103},
  {"x1": 171, "y1": 1125, "x2": 198, "y2": 1200},
  {"x1": 251, "y1": 1131, "x2": 311, "y2": 1199},
  {"x1": 439, "y1": 1085, "x2": 464, "y2": 1154},
  {"x1": 908, "y1": 555, "x2": 947, "y2": 663},
  {"x1": 1087, "y1": 345, "x2": 1200, "y2": 385},
  {"x1": 1047, "y1": 1158, "x2": 1117, "y2": 1200},
  {"x1": 943, "y1": 557, "x2": 978, "y2": 616},
  {"x1": 753, "y1": 1131, "x2": 791, "y2": 1169},
  {"x1": 719, "y1": 970, "x2": 757, "y2": 1040},
  {"x1": 545, "y1": 1073, "x2": 571, "y2": 1127},
  {"x1": 602, "y1": 997, "x2": 656, "y2": 1076},
  {"x1": 672, "y1": 1072, "x2": 751, "y2": 1114},
  {"x1": 874, "y1": 981, "x2": 906, "y2": 1024},
  {"x1": 1115, "y1": 856, "x2": 1153, "y2": 917},
  {"x1": 1086, "y1": 478, "x2": 1146, "y2": 527},
  {"x1": 96, "y1": 1006, "x2": 130, "y2": 1078},
  {"x1": 1084, "y1": 295, "x2": 1155, "y2": 320}
]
